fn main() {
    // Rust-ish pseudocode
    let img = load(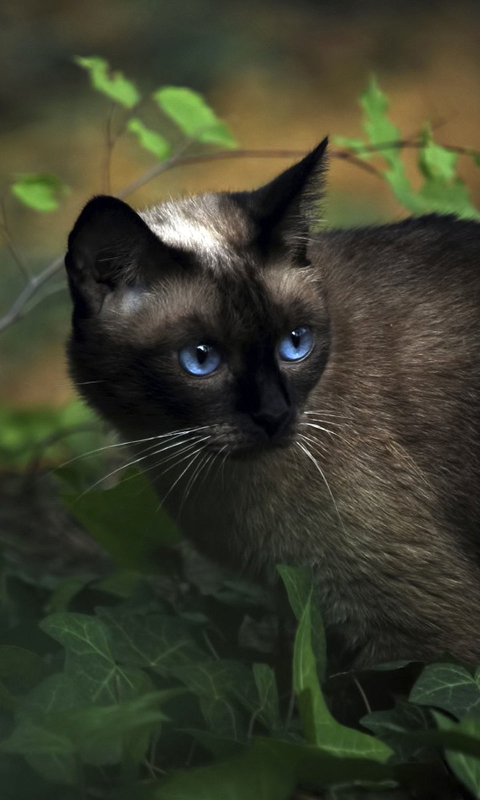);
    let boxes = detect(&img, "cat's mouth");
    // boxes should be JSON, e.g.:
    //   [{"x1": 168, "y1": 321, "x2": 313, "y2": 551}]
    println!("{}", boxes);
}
[{"x1": 216, "y1": 432, "x2": 296, "y2": 461}]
